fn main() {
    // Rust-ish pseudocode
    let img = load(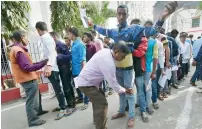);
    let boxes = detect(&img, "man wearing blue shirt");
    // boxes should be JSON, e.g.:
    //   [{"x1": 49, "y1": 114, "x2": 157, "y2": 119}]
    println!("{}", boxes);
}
[
  {"x1": 88, "y1": 2, "x2": 178, "y2": 127},
  {"x1": 191, "y1": 38, "x2": 202, "y2": 86},
  {"x1": 66, "y1": 27, "x2": 89, "y2": 108}
]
